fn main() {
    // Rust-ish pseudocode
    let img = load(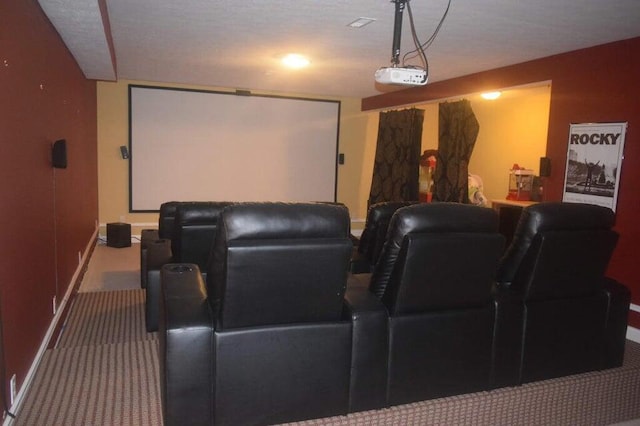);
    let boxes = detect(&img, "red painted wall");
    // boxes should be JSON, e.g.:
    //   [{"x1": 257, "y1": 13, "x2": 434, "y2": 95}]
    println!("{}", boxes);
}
[
  {"x1": 363, "y1": 37, "x2": 640, "y2": 328},
  {"x1": 0, "y1": 0, "x2": 98, "y2": 401}
]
